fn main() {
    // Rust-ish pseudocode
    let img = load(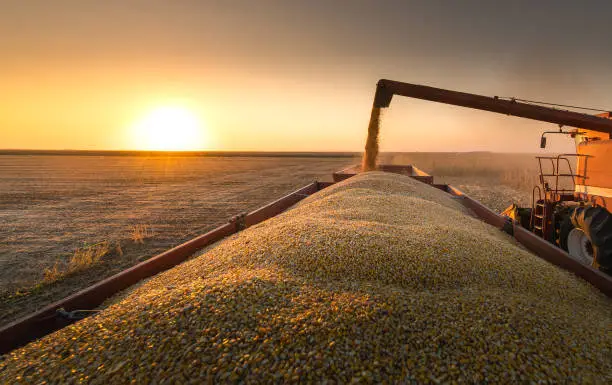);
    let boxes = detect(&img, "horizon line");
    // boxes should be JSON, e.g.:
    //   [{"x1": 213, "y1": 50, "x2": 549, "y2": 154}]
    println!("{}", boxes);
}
[{"x1": 0, "y1": 149, "x2": 541, "y2": 157}]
